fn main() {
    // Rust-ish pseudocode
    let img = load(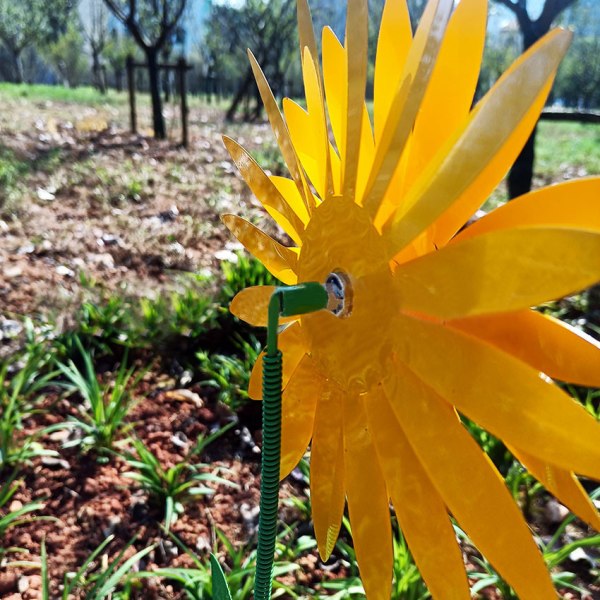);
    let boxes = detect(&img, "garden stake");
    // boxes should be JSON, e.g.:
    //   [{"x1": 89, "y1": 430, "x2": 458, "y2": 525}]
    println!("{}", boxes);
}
[{"x1": 212, "y1": 283, "x2": 328, "y2": 600}]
